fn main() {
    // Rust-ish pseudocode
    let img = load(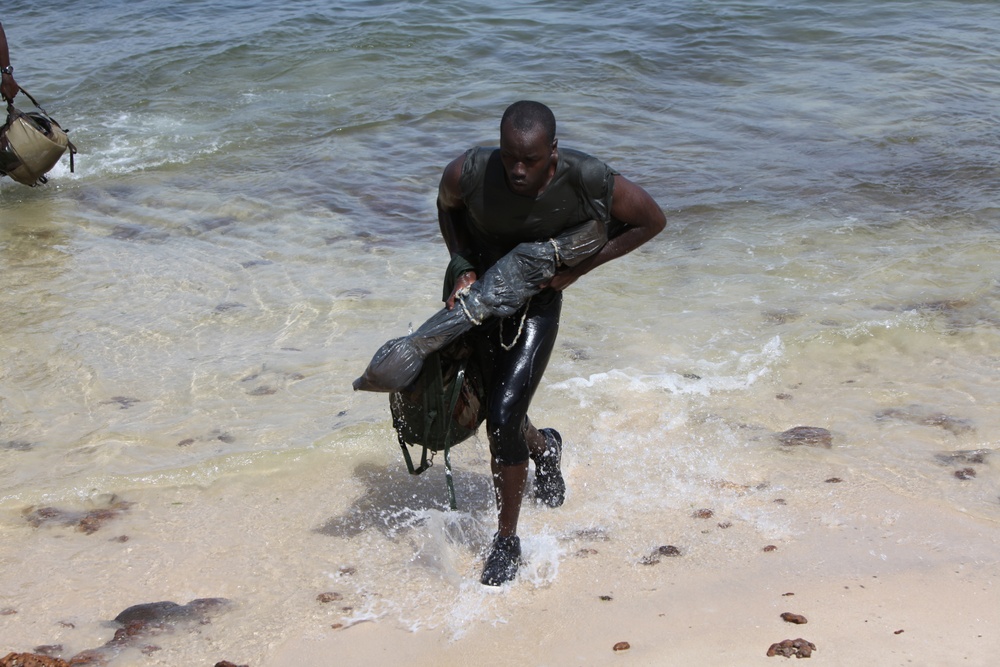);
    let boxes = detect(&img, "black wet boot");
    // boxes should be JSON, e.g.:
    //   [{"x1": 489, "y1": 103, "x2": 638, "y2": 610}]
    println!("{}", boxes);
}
[
  {"x1": 532, "y1": 428, "x2": 565, "y2": 507},
  {"x1": 480, "y1": 533, "x2": 521, "y2": 586}
]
